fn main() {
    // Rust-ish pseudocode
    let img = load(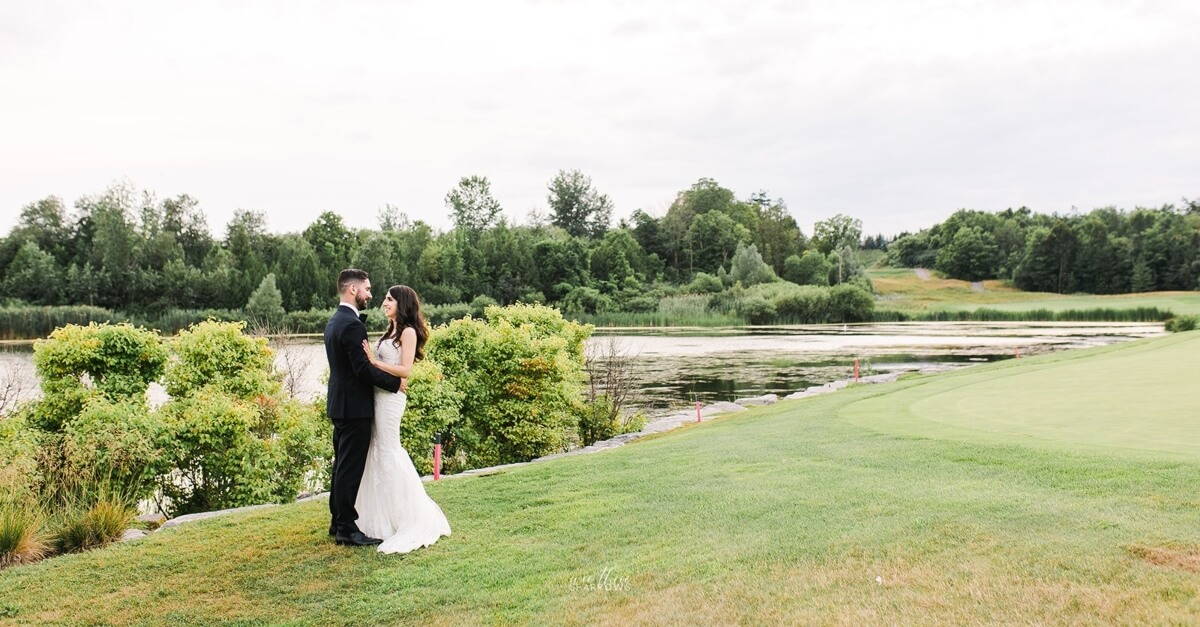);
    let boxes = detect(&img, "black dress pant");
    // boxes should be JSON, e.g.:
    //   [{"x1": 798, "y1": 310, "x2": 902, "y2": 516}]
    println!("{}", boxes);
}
[{"x1": 329, "y1": 417, "x2": 372, "y2": 535}]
